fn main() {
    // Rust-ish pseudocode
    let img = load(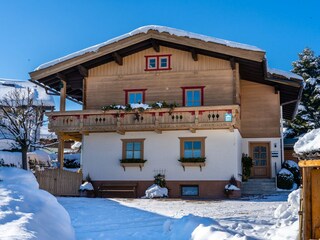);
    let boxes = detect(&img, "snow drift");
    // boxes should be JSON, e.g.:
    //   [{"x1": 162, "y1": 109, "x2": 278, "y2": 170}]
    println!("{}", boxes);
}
[{"x1": 0, "y1": 167, "x2": 75, "y2": 240}]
